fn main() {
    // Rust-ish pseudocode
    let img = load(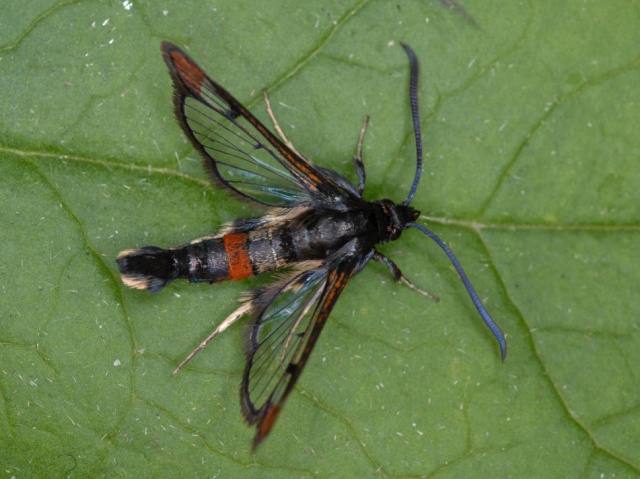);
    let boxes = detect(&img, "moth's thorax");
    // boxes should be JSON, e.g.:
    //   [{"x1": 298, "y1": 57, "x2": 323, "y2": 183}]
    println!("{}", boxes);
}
[{"x1": 283, "y1": 205, "x2": 379, "y2": 260}]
